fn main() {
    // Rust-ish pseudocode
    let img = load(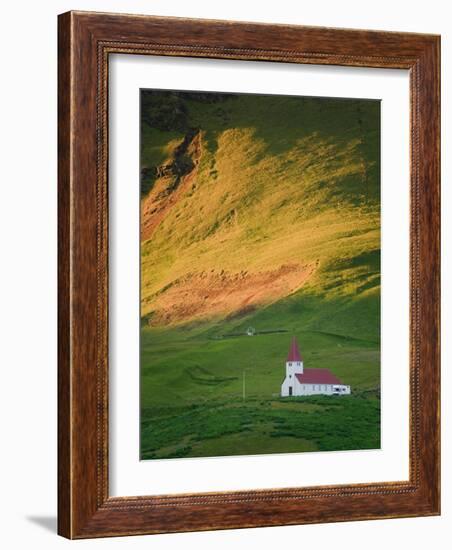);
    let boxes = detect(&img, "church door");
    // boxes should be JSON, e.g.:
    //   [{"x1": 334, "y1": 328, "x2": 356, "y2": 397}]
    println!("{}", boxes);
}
[{"x1": 289, "y1": 386, "x2": 293, "y2": 396}]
